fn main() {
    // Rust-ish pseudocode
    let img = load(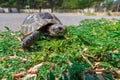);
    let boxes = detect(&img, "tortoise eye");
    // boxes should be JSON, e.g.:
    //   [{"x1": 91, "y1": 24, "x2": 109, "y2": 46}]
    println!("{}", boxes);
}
[{"x1": 58, "y1": 27, "x2": 63, "y2": 30}]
